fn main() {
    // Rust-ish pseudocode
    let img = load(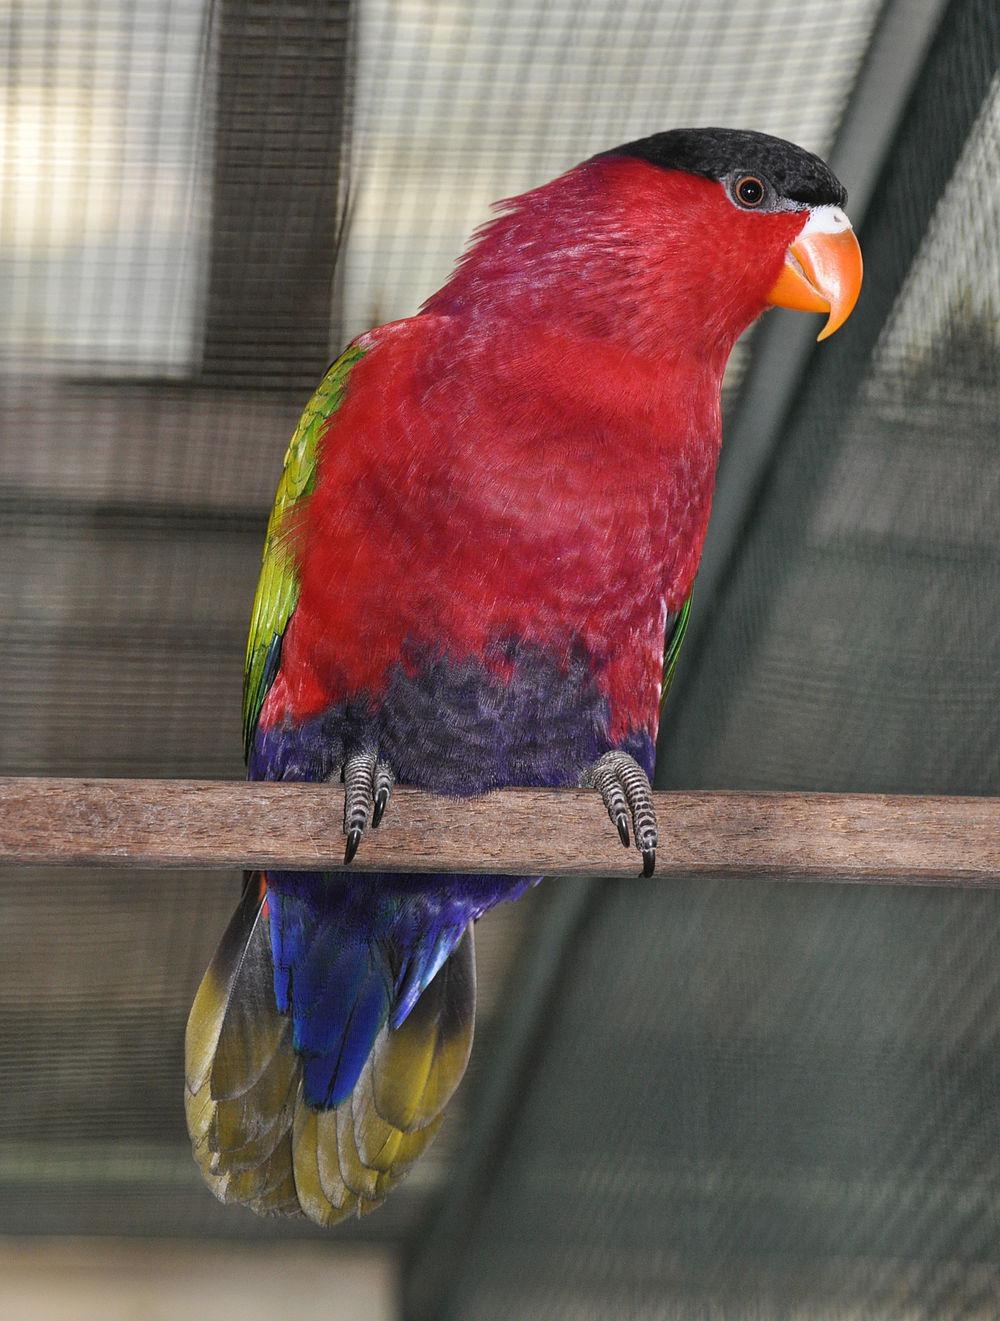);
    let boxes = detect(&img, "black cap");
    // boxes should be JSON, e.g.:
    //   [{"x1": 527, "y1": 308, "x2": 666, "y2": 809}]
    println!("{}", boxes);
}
[{"x1": 600, "y1": 127, "x2": 846, "y2": 208}]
